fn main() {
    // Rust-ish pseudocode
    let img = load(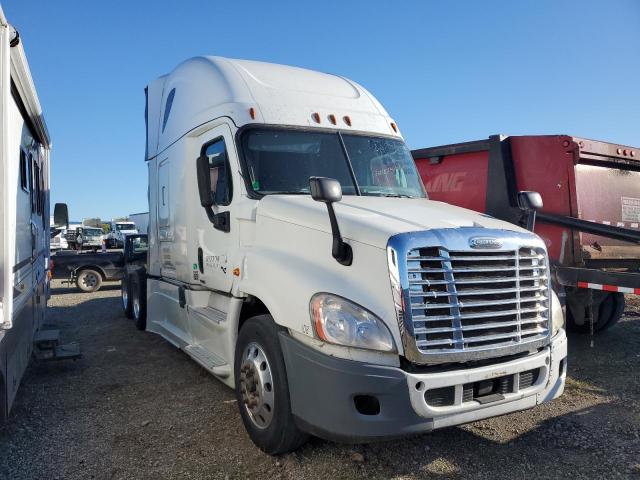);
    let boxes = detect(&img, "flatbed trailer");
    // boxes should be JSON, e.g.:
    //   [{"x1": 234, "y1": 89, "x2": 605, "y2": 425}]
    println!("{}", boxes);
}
[{"x1": 413, "y1": 134, "x2": 640, "y2": 333}]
